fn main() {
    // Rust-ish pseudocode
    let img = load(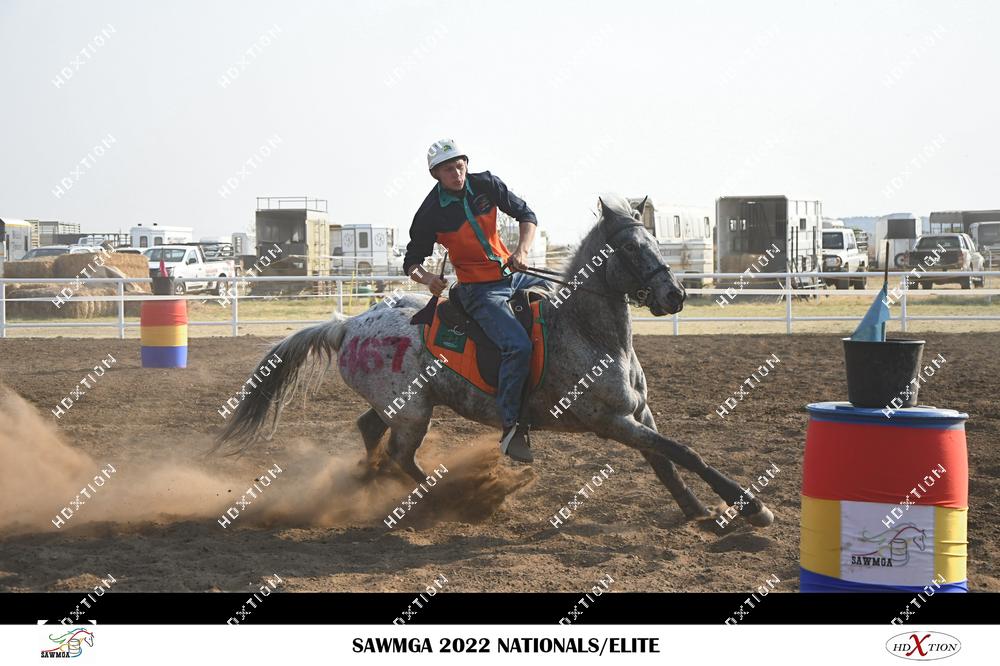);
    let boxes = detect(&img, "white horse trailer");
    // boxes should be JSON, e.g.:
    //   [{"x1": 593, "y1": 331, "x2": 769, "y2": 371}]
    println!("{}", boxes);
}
[
  {"x1": 1, "y1": 218, "x2": 33, "y2": 266},
  {"x1": 870, "y1": 213, "x2": 922, "y2": 269},
  {"x1": 330, "y1": 224, "x2": 404, "y2": 275},
  {"x1": 630, "y1": 197, "x2": 714, "y2": 286},
  {"x1": 130, "y1": 223, "x2": 194, "y2": 249}
]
